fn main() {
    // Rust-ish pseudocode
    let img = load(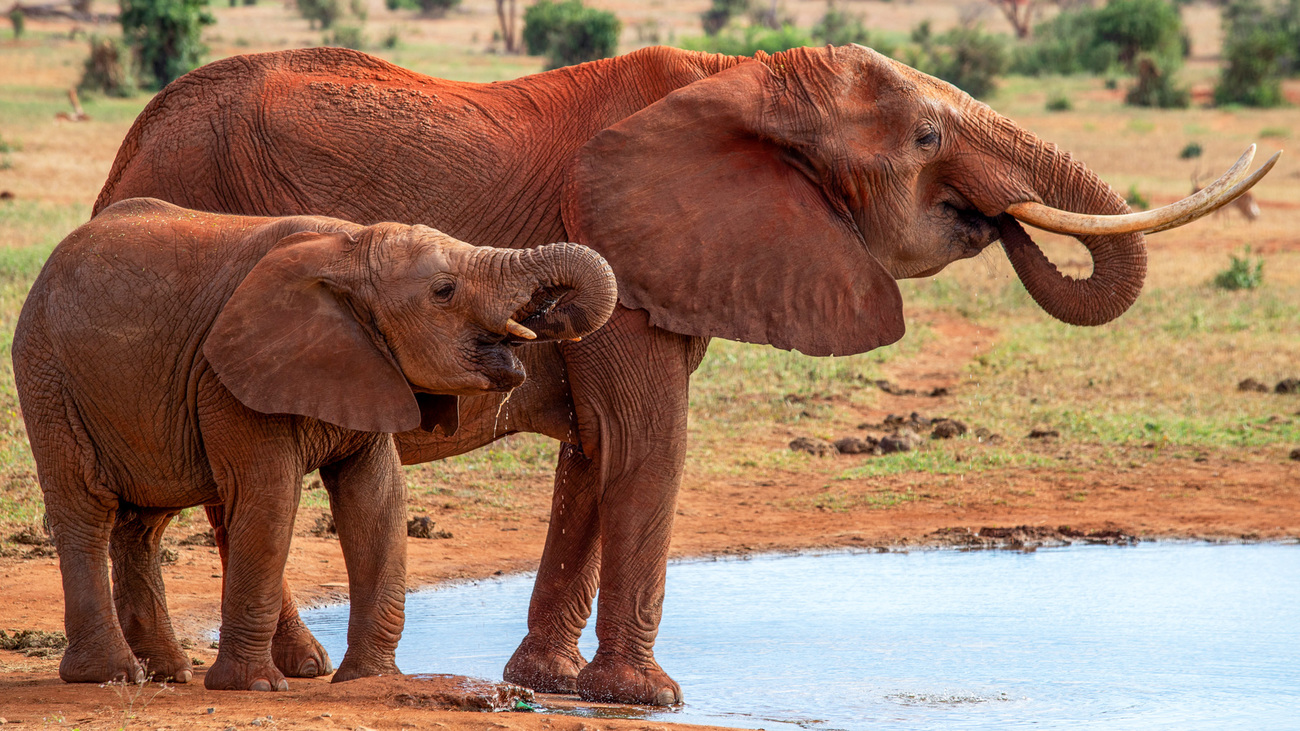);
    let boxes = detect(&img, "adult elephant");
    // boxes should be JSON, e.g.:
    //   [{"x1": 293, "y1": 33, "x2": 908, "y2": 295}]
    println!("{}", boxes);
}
[{"x1": 94, "y1": 44, "x2": 1271, "y2": 704}]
